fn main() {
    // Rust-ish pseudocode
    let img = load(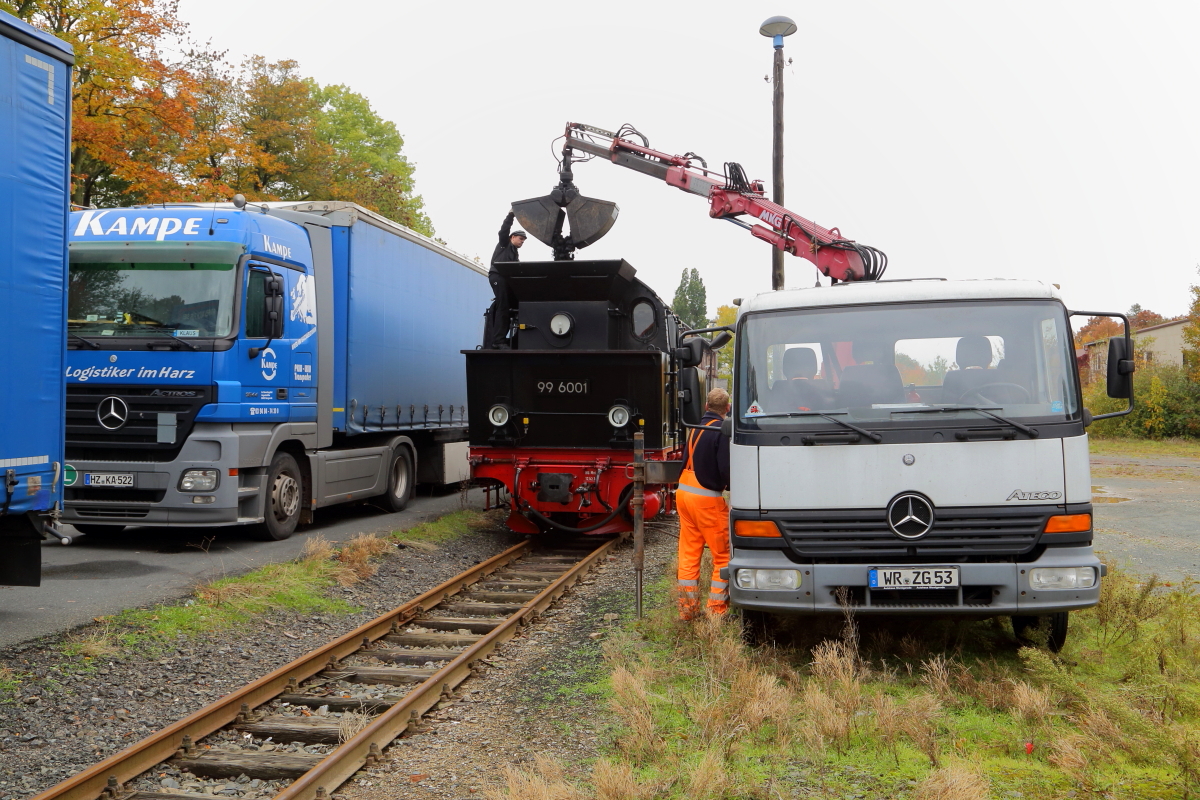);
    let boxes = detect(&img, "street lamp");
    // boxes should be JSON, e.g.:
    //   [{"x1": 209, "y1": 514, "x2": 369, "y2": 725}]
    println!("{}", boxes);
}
[{"x1": 760, "y1": 15, "x2": 796, "y2": 291}]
